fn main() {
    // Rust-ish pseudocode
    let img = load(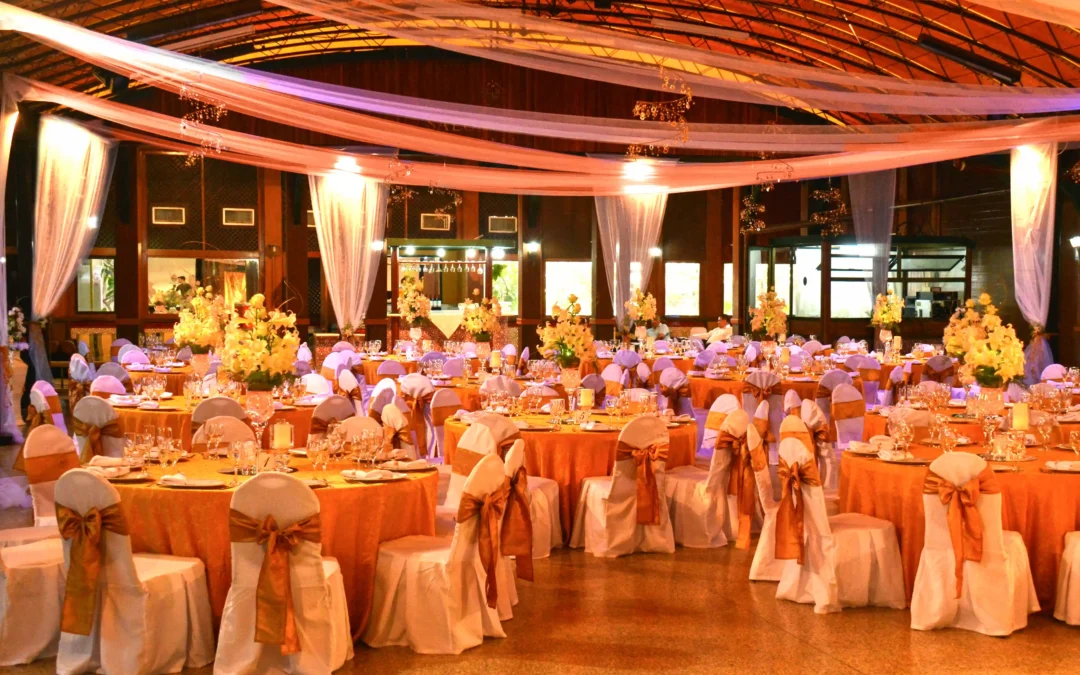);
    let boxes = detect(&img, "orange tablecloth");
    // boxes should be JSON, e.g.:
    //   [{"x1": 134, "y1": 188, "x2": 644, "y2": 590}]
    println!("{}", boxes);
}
[
  {"x1": 863, "y1": 407, "x2": 1080, "y2": 444},
  {"x1": 115, "y1": 396, "x2": 314, "y2": 451},
  {"x1": 688, "y1": 374, "x2": 863, "y2": 410},
  {"x1": 443, "y1": 414, "x2": 698, "y2": 540},
  {"x1": 840, "y1": 443, "x2": 1080, "y2": 608},
  {"x1": 582, "y1": 355, "x2": 697, "y2": 377},
  {"x1": 127, "y1": 366, "x2": 194, "y2": 396},
  {"x1": 114, "y1": 458, "x2": 437, "y2": 637},
  {"x1": 436, "y1": 378, "x2": 568, "y2": 411},
  {"x1": 355, "y1": 356, "x2": 486, "y2": 384}
]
